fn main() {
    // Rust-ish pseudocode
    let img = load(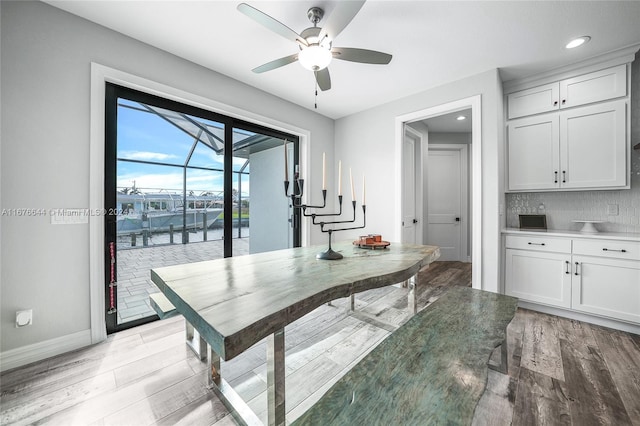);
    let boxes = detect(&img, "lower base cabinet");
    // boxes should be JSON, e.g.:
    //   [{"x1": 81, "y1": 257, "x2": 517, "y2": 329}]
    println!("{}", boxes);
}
[
  {"x1": 505, "y1": 249, "x2": 571, "y2": 308},
  {"x1": 572, "y1": 255, "x2": 640, "y2": 323},
  {"x1": 504, "y1": 234, "x2": 640, "y2": 325}
]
